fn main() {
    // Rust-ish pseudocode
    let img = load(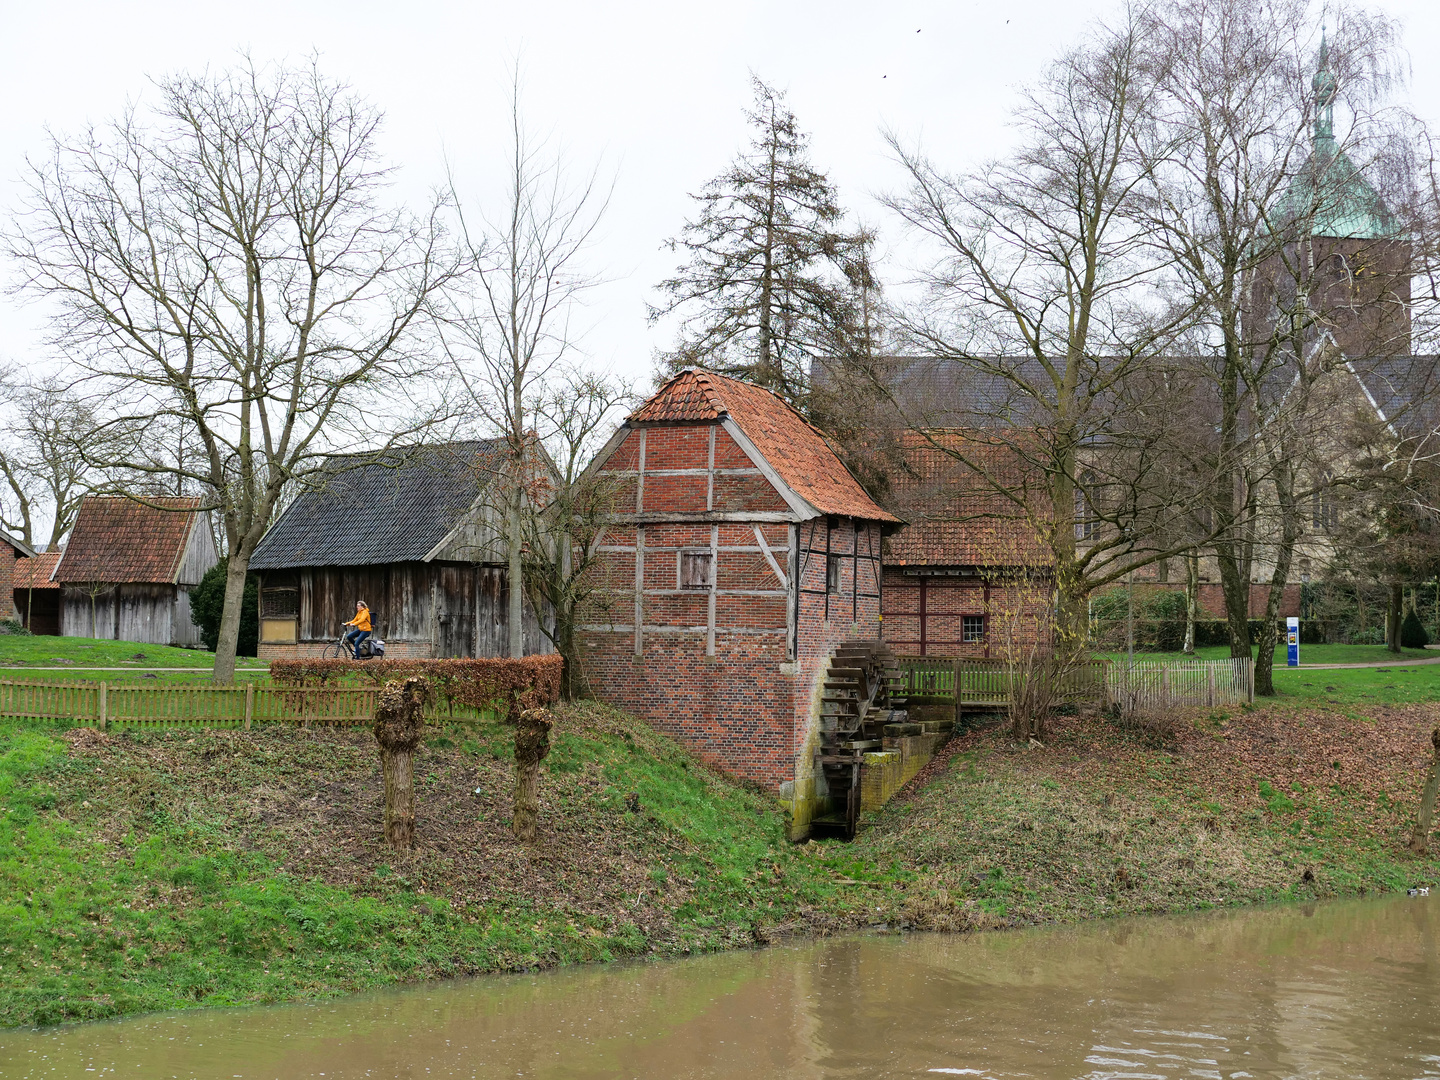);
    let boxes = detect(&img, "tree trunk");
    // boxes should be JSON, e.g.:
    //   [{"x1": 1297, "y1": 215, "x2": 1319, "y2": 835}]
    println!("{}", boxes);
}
[
  {"x1": 1254, "y1": 469, "x2": 1302, "y2": 698},
  {"x1": 212, "y1": 547, "x2": 253, "y2": 685},
  {"x1": 373, "y1": 677, "x2": 430, "y2": 850},
  {"x1": 1386, "y1": 581, "x2": 1404, "y2": 653},
  {"x1": 1407, "y1": 727, "x2": 1440, "y2": 856},
  {"x1": 508, "y1": 482, "x2": 524, "y2": 658},
  {"x1": 512, "y1": 707, "x2": 554, "y2": 842},
  {"x1": 1183, "y1": 553, "x2": 1200, "y2": 655},
  {"x1": 1214, "y1": 546, "x2": 1253, "y2": 660}
]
